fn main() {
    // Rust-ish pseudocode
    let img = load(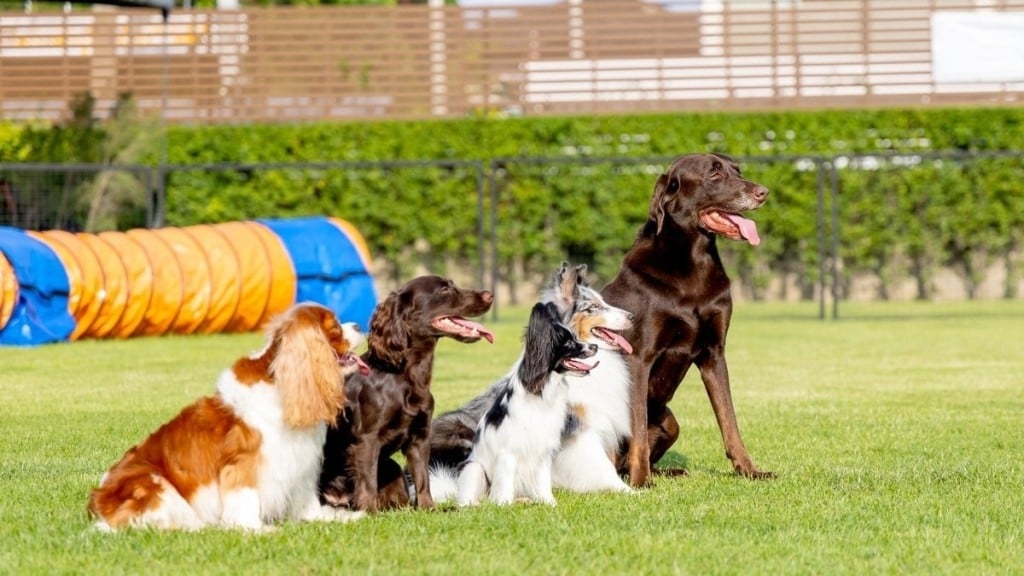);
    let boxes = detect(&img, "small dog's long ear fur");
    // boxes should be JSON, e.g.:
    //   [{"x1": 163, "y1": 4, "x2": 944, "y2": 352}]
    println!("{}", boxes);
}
[
  {"x1": 518, "y1": 302, "x2": 561, "y2": 395},
  {"x1": 270, "y1": 308, "x2": 345, "y2": 428},
  {"x1": 367, "y1": 290, "x2": 409, "y2": 371}
]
